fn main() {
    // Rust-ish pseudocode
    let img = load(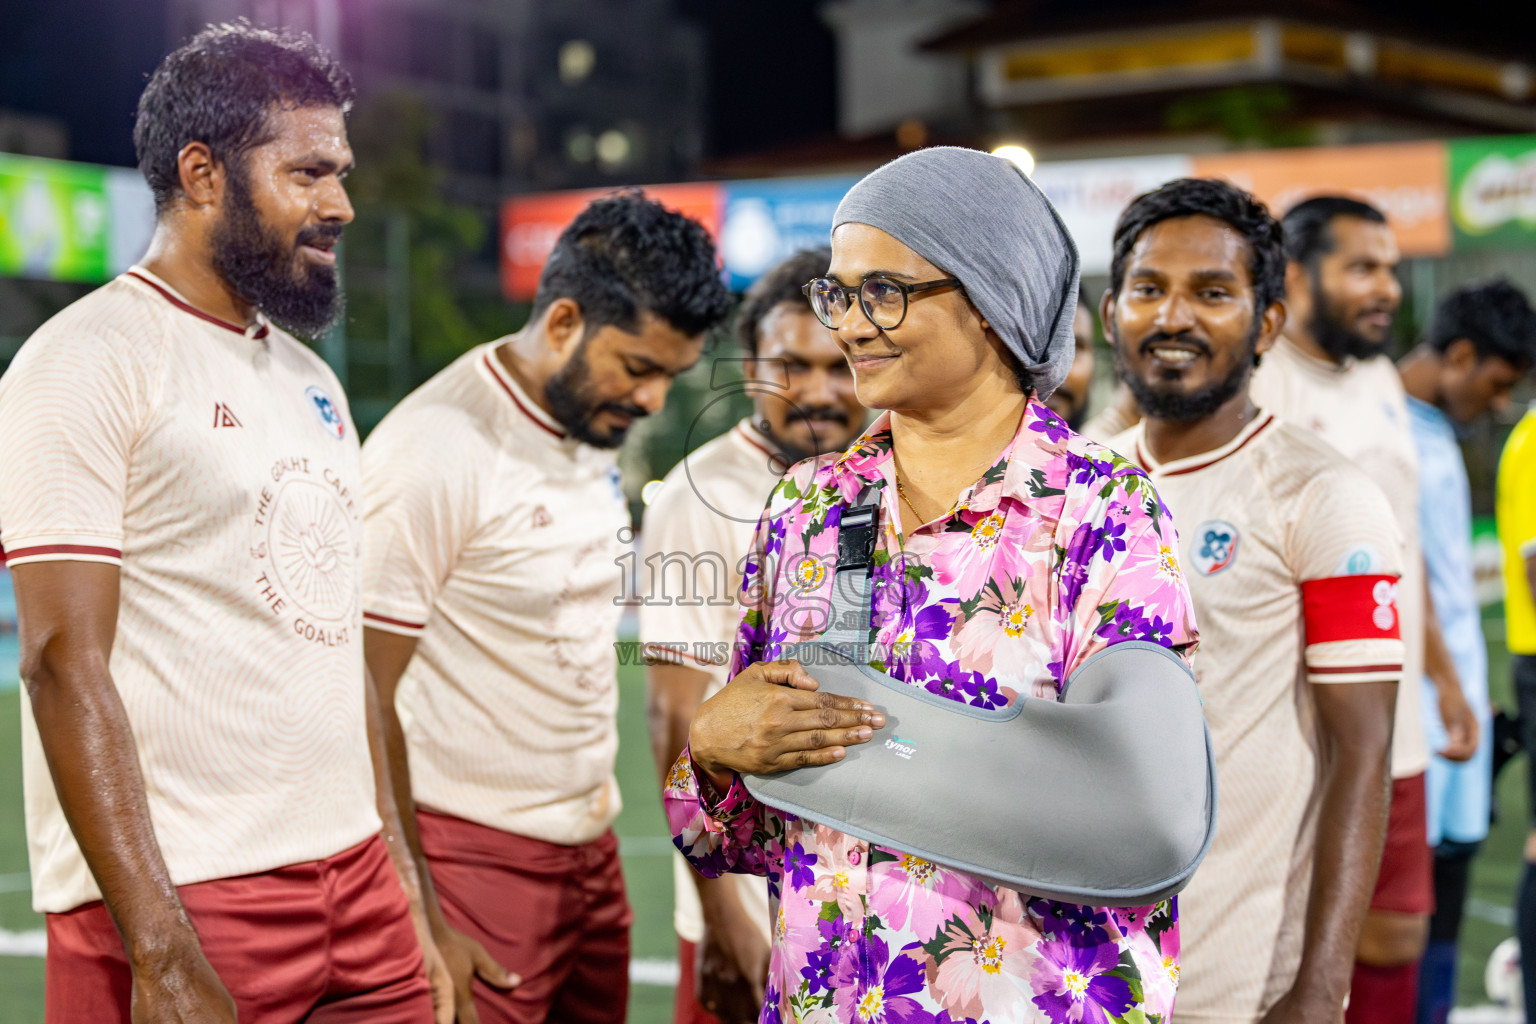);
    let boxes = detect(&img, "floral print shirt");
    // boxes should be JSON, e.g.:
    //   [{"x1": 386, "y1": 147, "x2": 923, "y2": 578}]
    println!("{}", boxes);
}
[{"x1": 666, "y1": 401, "x2": 1199, "y2": 1024}]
